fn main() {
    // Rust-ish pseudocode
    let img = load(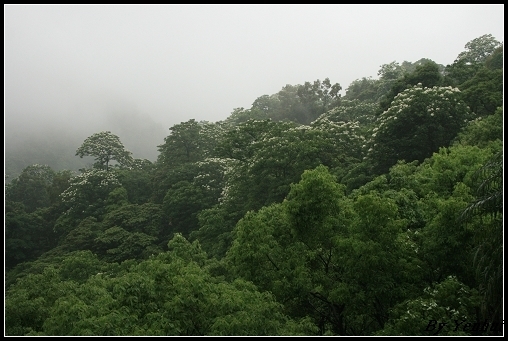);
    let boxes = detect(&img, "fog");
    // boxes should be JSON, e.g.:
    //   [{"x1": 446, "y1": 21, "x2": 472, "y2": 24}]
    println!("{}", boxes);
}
[{"x1": 4, "y1": 5, "x2": 504, "y2": 170}]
